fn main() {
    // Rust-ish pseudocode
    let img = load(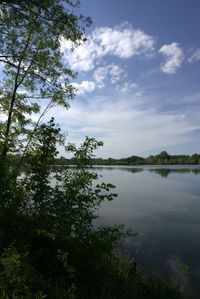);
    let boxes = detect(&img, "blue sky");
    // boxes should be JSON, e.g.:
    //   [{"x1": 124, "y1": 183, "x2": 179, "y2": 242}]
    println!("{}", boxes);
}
[
  {"x1": 54, "y1": 0, "x2": 200, "y2": 157},
  {"x1": 4, "y1": 0, "x2": 200, "y2": 158}
]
